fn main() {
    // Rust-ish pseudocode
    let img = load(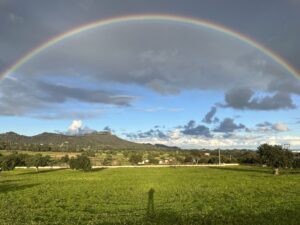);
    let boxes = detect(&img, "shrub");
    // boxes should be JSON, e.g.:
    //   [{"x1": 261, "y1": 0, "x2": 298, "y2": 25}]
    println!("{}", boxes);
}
[
  {"x1": 69, "y1": 155, "x2": 92, "y2": 171},
  {"x1": 25, "y1": 154, "x2": 51, "y2": 172},
  {"x1": 293, "y1": 158, "x2": 300, "y2": 168},
  {"x1": 129, "y1": 153, "x2": 143, "y2": 165}
]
